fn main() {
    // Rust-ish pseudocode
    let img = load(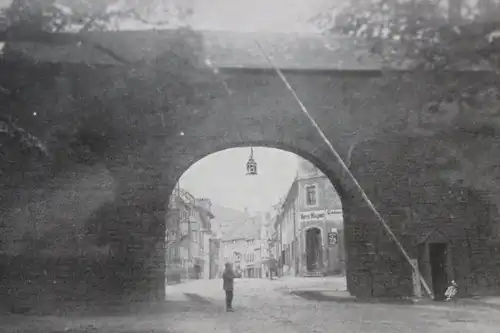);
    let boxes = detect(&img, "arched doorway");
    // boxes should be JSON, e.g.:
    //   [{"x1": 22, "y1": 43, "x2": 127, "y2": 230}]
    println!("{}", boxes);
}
[
  {"x1": 163, "y1": 138, "x2": 413, "y2": 298},
  {"x1": 305, "y1": 227, "x2": 323, "y2": 272}
]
